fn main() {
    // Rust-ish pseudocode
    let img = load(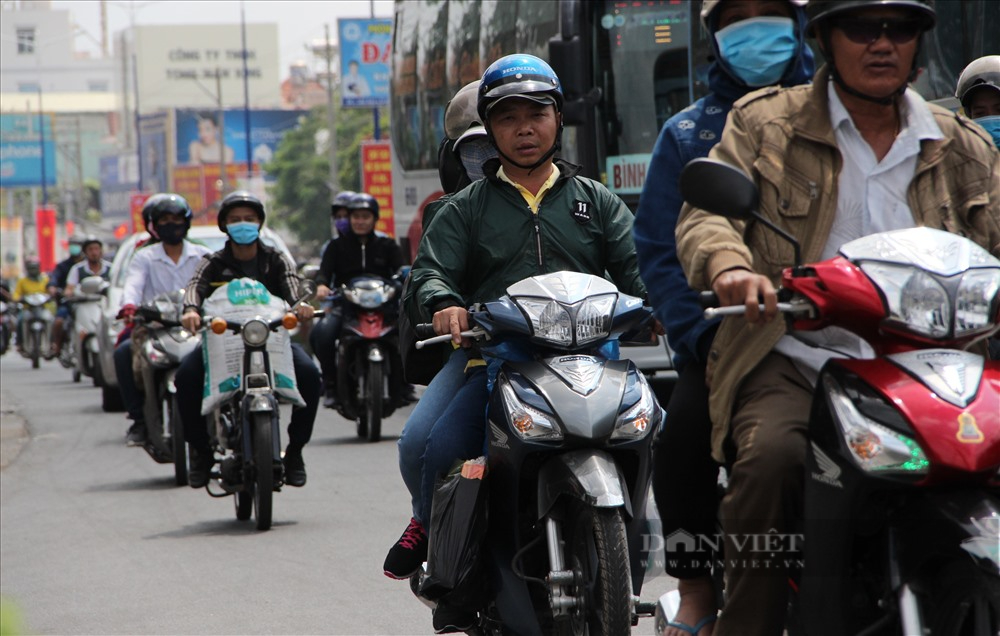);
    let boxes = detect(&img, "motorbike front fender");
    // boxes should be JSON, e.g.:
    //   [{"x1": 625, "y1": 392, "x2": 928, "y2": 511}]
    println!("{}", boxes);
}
[
  {"x1": 367, "y1": 344, "x2": 384, "y2": 363},
  {"x1": 536, "y1": 449, "x2": 631, "y2": 521}
]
